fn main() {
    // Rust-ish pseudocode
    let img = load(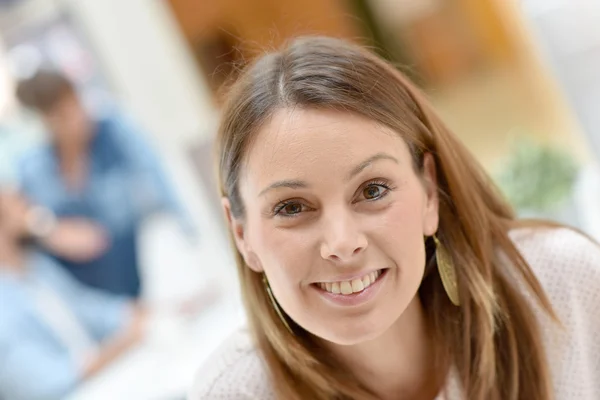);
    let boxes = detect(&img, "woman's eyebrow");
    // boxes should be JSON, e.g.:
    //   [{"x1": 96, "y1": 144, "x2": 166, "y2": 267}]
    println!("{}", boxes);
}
[
  {"x1": 259, "y1": 179, "x2": 308, "y2": 197},
  {"x1": 259, "y1": 153, "x2": 398, "y2": 197},
  {"x1": 346, "y1": 152, "x2": 399, "y2": 181}
]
